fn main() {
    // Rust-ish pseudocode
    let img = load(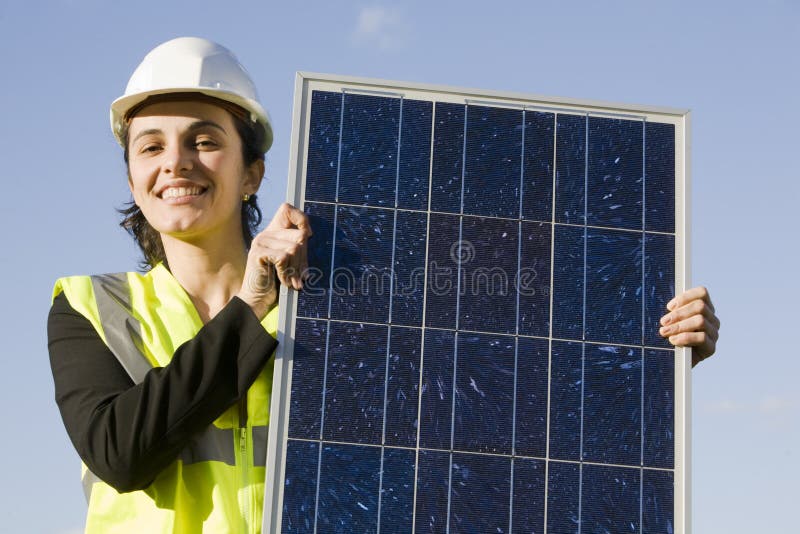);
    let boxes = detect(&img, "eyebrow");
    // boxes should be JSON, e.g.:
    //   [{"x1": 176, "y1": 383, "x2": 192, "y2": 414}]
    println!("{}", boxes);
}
[{"x1": 131, "y1": 120, "x2": 228, "y2": 145}]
